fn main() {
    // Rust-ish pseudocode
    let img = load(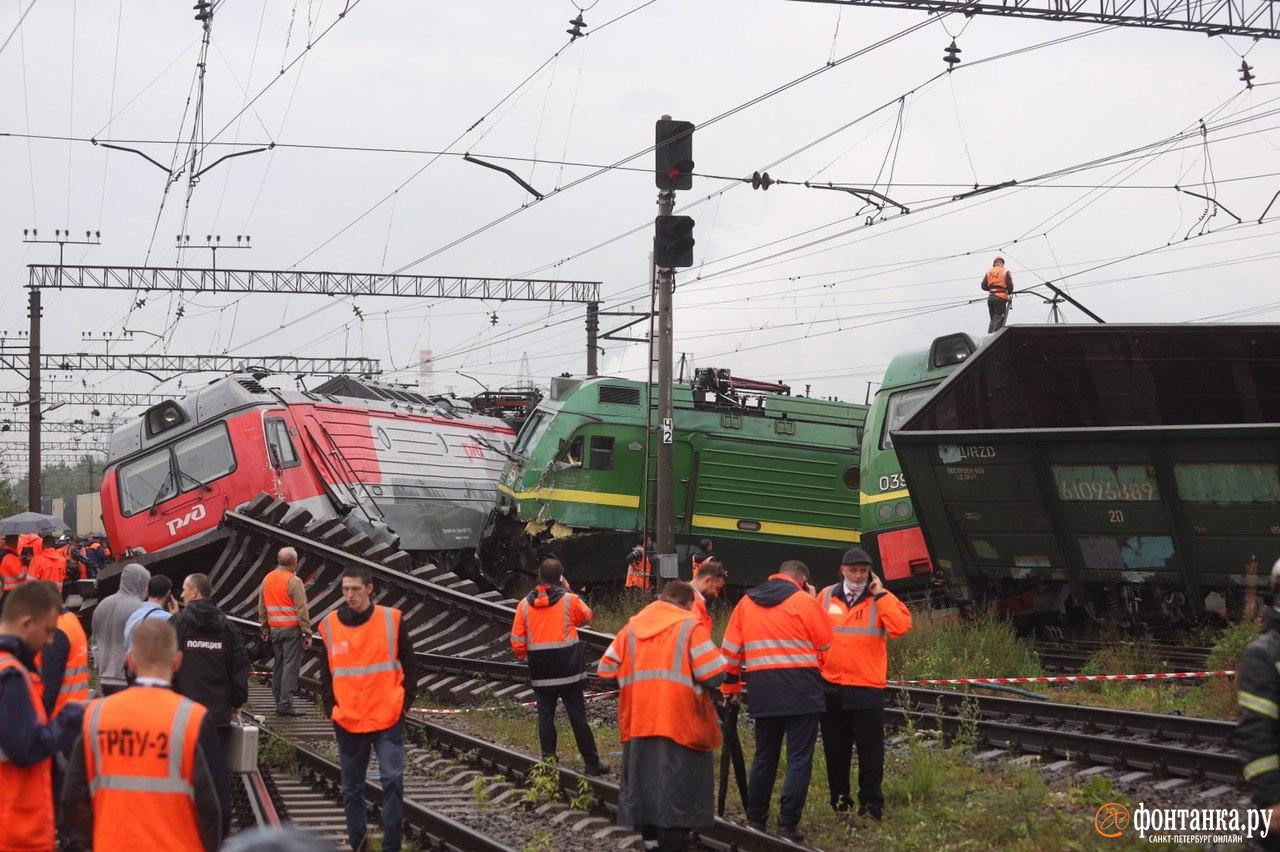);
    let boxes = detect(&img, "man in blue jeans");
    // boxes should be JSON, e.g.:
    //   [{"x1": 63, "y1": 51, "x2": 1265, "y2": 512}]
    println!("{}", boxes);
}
[{"x1": 316, "y1": 566, "x2": 417, "y2": 852}]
